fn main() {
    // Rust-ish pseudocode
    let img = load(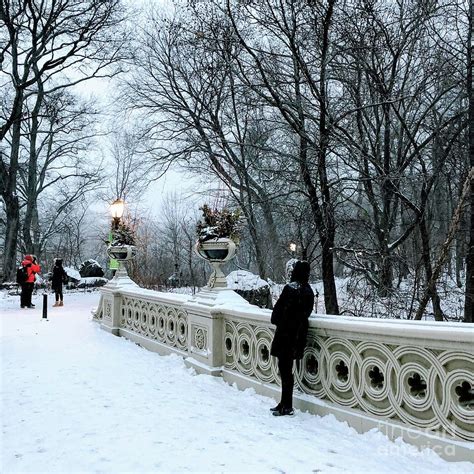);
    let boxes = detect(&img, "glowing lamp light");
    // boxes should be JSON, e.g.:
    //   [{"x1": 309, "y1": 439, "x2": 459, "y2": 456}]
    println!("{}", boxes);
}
[{"x1": 110, "y1": 198, "x2": 125, "y2": 220}]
